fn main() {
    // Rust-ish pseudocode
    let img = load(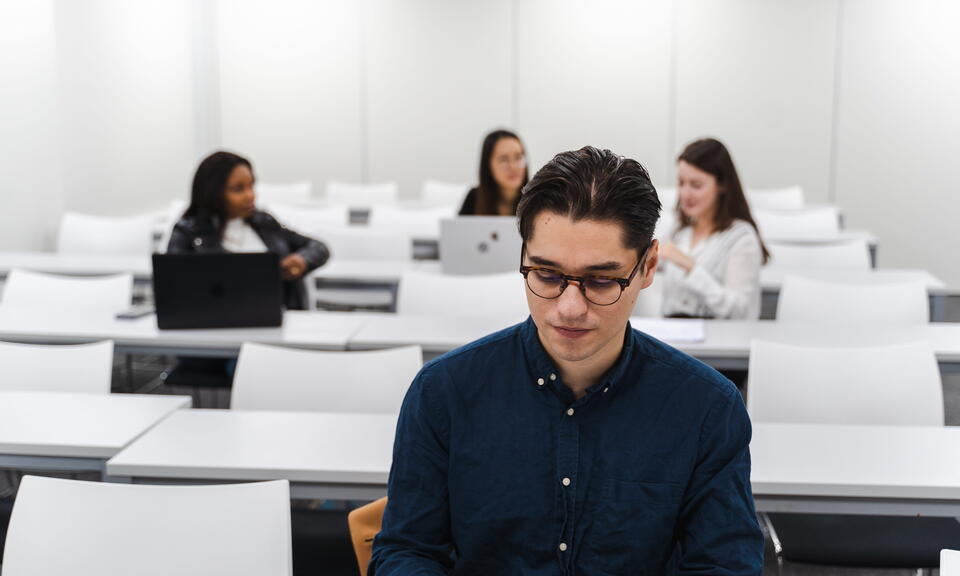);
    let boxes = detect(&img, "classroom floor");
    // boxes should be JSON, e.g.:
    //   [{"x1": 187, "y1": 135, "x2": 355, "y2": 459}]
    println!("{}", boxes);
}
[{"x1": 2, "y1": 300, "x2": 958, "y2": 574}]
